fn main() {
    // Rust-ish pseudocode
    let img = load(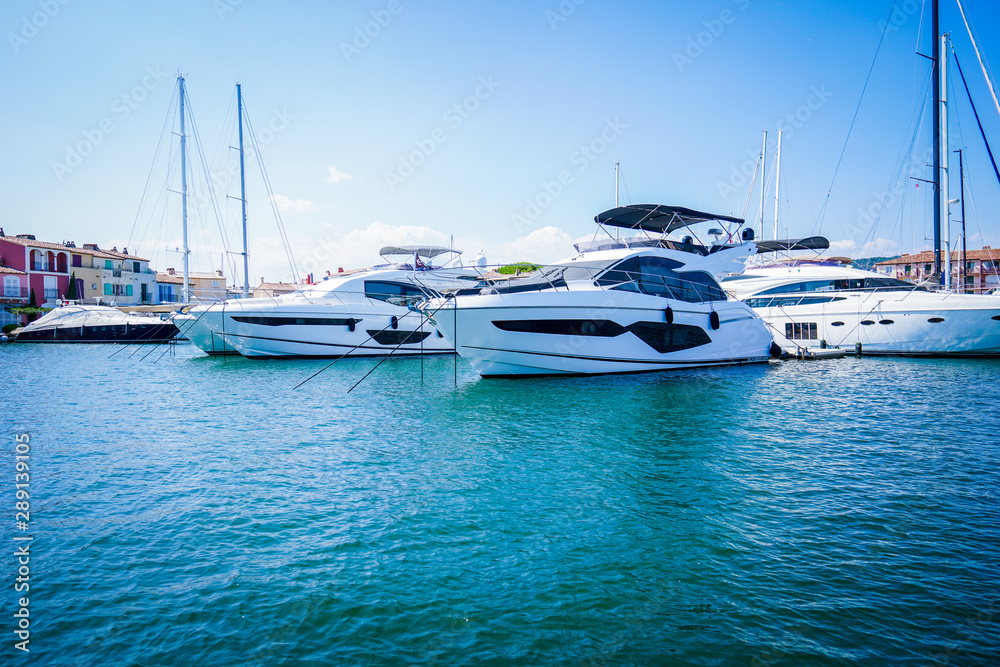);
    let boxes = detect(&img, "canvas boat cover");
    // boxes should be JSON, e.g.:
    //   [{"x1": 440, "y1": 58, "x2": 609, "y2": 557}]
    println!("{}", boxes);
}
[{"x1": 594, "y1": 204, "x2": 744, "y2": 234}]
